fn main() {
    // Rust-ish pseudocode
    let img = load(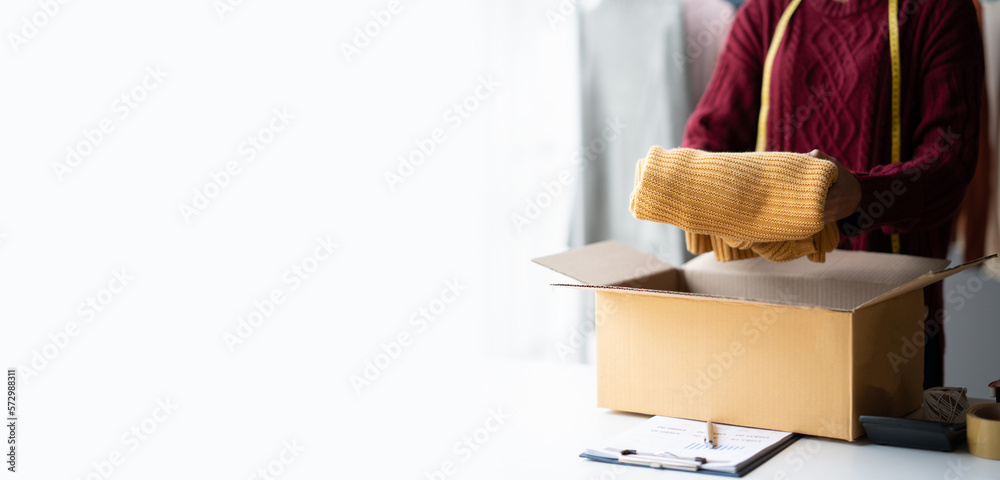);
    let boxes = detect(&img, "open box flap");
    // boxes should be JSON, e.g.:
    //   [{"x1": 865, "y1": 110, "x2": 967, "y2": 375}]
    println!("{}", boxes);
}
[
  {"x1": 682, "y1": 250, "x2": 952, "y2": 311},
  {"x1": 532, "y1": 240, "x2": 677, "y2": 290},
  {"x1": 536, "y1": 241, "x2": 997, "y2": 311},
  {"x1": 855, "y1": 254, "x2": 998, "y2": 310},
  {"x1": 550, "y1": 282, "x2": 811, "y2": 310}
]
